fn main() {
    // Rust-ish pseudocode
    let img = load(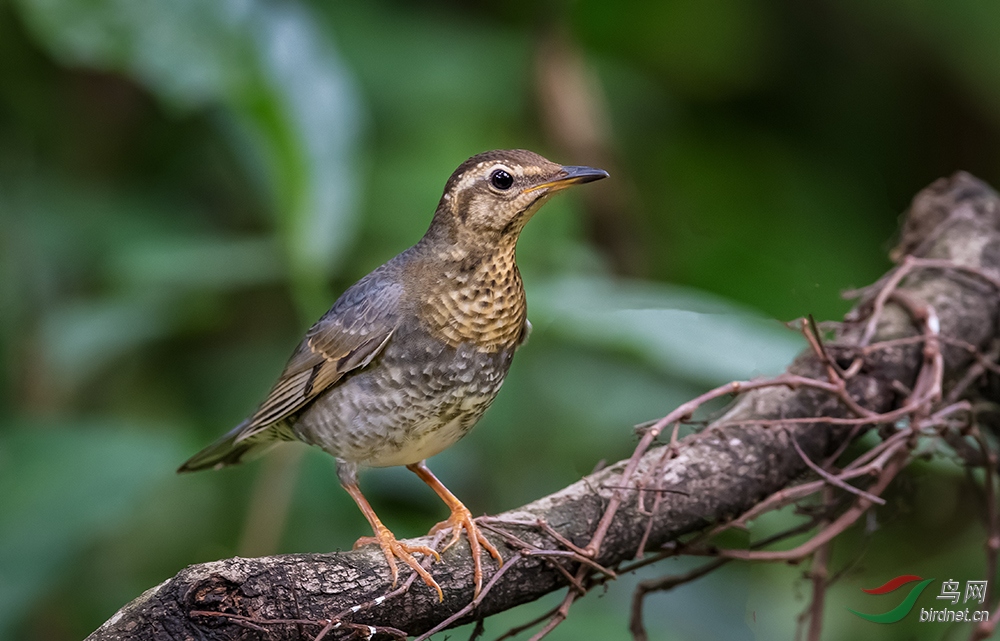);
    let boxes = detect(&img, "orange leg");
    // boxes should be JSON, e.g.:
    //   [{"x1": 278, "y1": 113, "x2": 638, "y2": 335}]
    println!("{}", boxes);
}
[
  {"x1": 406, "y1": 461, "x2": 503, "y2": 598},
  {"x1": 342, "y1": 482, "x2": 443, "y2": 601}
]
